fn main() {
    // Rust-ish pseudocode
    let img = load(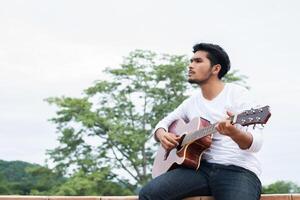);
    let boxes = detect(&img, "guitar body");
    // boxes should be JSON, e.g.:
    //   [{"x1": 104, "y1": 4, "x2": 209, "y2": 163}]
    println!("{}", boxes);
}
[{"x1": 152, "y1": 117, "x2": 212, "y2": 178}]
